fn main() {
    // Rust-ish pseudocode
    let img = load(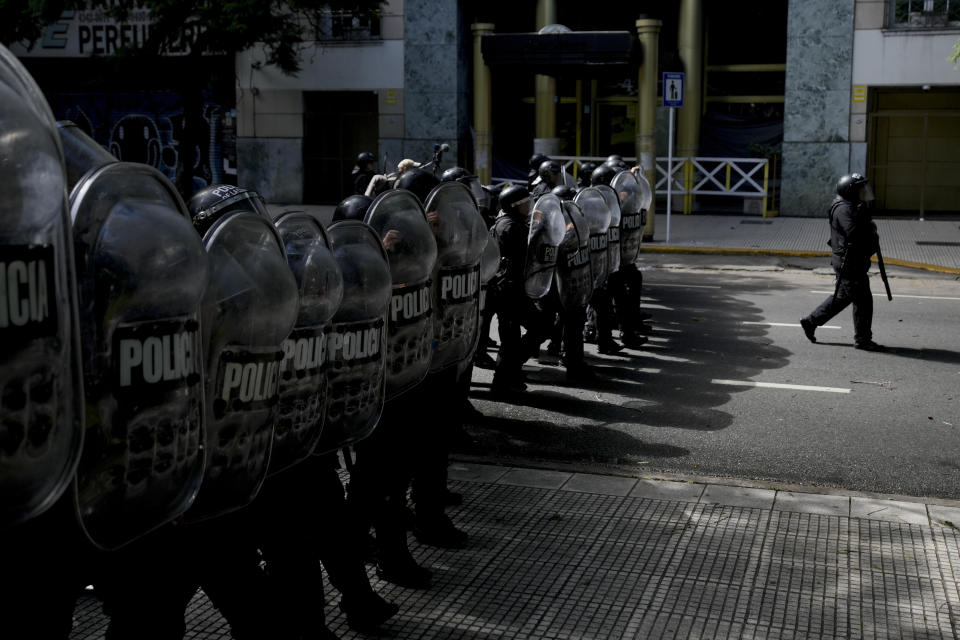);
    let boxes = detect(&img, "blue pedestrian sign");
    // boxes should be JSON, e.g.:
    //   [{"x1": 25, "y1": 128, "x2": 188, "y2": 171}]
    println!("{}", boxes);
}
[{"x1": 663, "y1": 72, "x2": 684, "y2": 108}]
